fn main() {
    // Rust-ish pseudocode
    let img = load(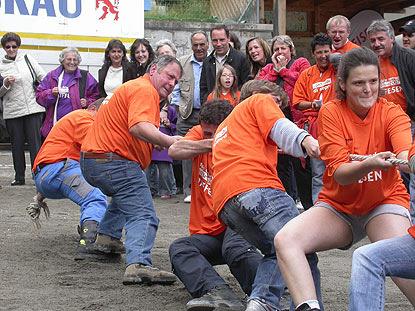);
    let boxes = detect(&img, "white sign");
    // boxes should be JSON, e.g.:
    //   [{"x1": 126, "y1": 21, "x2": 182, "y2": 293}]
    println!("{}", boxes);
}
[
  {"x1": 0, "y1": 0, "x2": 144, "y2": 38},
  {"x1": 350, "y1": 10, "x2": 383, "y2": 47}
]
